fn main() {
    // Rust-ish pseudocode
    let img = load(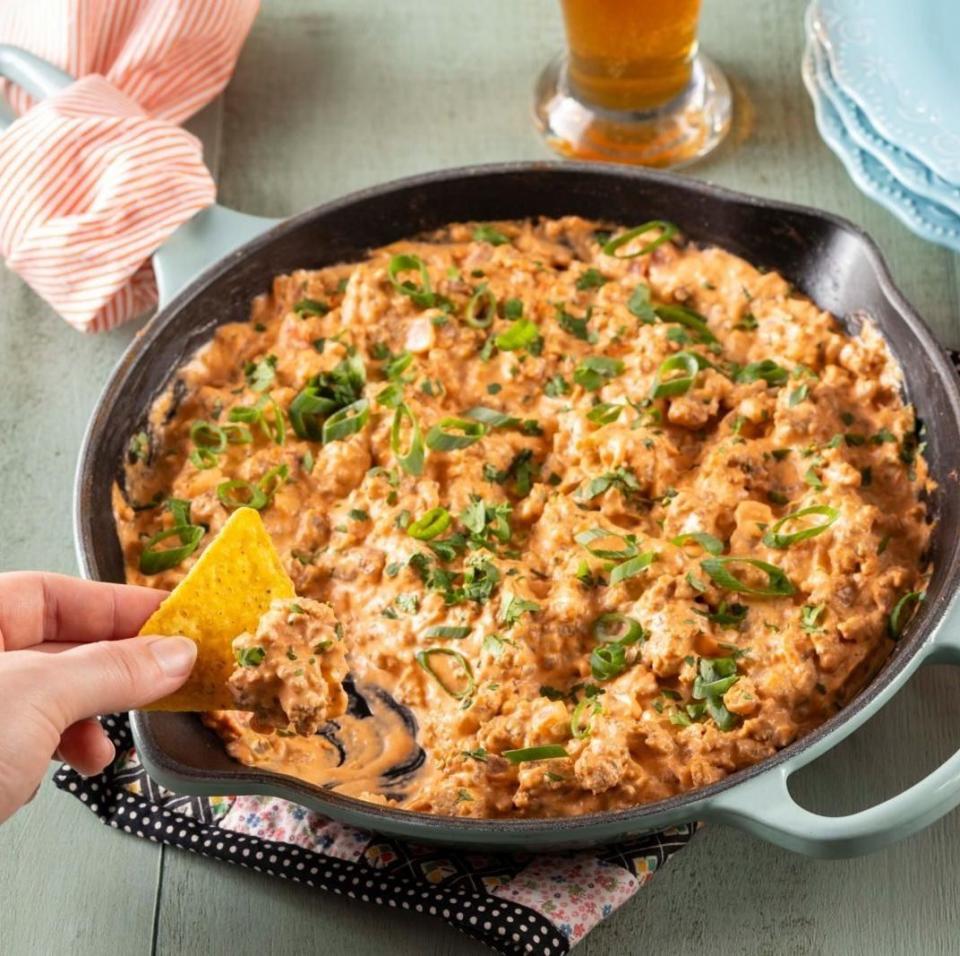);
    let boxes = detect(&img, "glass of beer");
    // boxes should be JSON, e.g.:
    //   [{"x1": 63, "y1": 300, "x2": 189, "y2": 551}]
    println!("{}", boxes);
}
[{"x1": 534, "y1": 0, "x2": 732, "y2": 168}]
